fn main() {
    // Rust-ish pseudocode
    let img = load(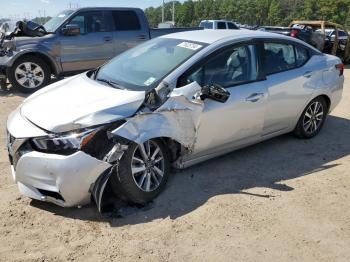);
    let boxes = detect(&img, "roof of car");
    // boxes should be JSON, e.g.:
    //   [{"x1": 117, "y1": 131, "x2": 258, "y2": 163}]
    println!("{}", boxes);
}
[{"x1": 160, "y1": 29, "x2": 289, "y2": 44}]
